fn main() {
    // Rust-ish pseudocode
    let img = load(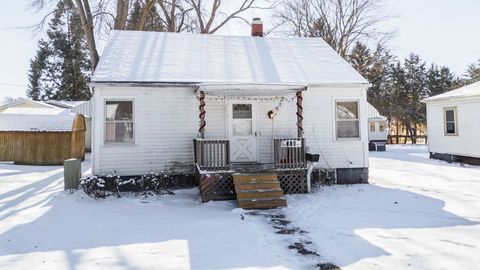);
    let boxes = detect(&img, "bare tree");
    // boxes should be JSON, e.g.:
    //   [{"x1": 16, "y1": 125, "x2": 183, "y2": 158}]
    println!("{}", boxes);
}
[
  {"x1": 276, "y1": 0, "x2": 394, "y2": 57},
  {"x1": 30, "y1": 0, "x2": 274, "y2": 71},
  {"x1": 186, "y1": 0, "x2": 276, "y2": 34}
]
